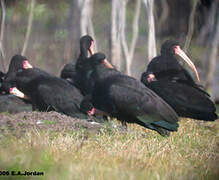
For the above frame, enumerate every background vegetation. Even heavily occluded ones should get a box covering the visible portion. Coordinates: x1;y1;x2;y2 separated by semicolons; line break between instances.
0;0;218;101
0;1;218;179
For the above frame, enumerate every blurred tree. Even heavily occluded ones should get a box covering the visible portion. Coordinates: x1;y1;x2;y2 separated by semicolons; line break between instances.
64;0;95;62
80;0;97;51
110;0;141;75
21;0;35;56
64;0;81;62
155;0;169;36
0;0;6;72
121;0;141;75
197;0;218;45
204;1;219;94
184;0;198;52
110;0;122;70
143;0;157;62
159;0;191;38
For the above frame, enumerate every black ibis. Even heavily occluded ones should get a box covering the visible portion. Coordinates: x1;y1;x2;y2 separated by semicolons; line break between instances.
2;55;30;93
143;40;200;83
60;35;95;94
6;56;88;118
81;53;179;136
141;40;217;121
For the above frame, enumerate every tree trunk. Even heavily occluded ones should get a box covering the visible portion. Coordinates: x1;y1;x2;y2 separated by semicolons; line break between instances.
0;0;6;72
80;0;97;52
64;0;81;62
110;0;122;70
156;0;169;35
197;1;218;45
121;0;141;75
21;0;35;56
204;17;219;94
64;0;95;62
143;0;157;62
183;0;198;52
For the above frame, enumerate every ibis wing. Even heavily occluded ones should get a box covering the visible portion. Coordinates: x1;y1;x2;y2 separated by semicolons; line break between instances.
106;76;179;124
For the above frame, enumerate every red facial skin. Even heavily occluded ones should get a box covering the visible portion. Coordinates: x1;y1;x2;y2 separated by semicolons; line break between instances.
22;60;33;69
89;40;95;55
147;73;156;83
9;87;30;100
88;107;96;116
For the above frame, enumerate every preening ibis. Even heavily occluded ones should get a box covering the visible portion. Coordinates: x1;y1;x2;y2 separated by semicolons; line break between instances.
144;40;200;83
2;55;30;93
5;55;88;118
141;40;218;121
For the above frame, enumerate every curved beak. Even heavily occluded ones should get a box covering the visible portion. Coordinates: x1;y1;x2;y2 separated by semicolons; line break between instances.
174;46;200;82
102;59;114;69
88;40;95;55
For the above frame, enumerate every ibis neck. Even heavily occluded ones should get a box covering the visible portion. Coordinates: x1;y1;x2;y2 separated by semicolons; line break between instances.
80;46;89;58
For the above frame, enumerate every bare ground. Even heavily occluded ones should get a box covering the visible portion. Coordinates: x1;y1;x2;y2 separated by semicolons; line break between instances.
0;111;108;137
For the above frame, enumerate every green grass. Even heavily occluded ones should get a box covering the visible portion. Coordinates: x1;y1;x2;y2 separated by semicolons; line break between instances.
41;120;58;126
0;119;218;180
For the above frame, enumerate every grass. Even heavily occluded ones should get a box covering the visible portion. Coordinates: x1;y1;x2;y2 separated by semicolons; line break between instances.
41;119;58;125
0;118;218;180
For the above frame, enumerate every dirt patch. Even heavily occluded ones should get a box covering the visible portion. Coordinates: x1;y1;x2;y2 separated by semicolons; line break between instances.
0;111;106;137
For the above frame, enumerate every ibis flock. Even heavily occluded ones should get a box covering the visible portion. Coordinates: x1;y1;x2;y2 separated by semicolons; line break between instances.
0;35;217;136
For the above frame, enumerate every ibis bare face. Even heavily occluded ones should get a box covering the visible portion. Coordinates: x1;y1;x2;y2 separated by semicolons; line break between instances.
174;46;200;82
147;73;156;83
22;60;33;69
89;40;95;55
88;107;96;116
9;87;30;100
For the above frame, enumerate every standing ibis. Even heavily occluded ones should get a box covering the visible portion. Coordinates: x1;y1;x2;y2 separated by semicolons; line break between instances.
60;35;94;94
81;53;179;136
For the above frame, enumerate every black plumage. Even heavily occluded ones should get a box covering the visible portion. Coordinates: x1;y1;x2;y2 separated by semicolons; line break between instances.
2;55;28;93
4;54;88;118
60;63;77;86
0;55;33;113
60;35;94;94
145;40;200;83
14;69;86;118
141;40;217;121
0;71;5;94
82;53;179;136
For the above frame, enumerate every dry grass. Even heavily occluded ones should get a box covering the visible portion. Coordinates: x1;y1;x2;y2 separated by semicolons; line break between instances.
0;117;218;180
